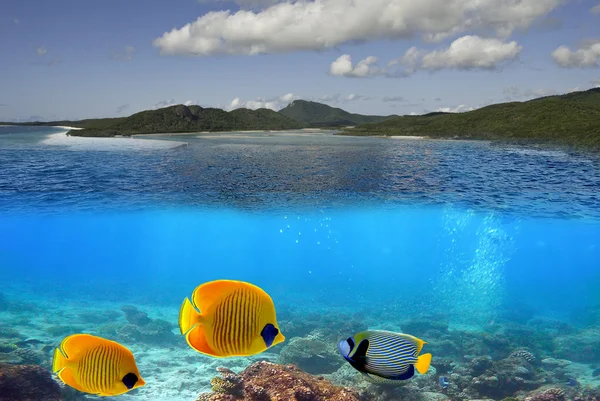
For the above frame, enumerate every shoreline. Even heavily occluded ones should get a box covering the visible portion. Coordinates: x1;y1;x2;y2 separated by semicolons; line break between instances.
53;125;83;131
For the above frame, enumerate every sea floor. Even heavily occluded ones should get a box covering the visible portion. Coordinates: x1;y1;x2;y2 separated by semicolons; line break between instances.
2;287;600;401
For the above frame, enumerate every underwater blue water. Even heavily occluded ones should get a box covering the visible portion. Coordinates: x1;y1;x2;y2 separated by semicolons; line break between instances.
1;126;599;326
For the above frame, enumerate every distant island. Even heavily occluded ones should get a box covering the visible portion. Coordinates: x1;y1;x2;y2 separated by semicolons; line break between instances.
2;88;599;149
345;88;600;150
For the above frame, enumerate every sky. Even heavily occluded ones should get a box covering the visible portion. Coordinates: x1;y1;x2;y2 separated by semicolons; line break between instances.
1;0;599;121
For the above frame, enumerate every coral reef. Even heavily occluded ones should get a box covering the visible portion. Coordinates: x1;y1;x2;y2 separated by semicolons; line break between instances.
115;306;177;346
0;363;63;401
121;305;152;326
552;328;600;363
195;361;371;401
77;309;121;325
278;334;342;375
278;310;367;343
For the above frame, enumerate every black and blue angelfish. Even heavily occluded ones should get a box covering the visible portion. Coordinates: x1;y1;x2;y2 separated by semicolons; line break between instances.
337;330;432;384
440;376;449;389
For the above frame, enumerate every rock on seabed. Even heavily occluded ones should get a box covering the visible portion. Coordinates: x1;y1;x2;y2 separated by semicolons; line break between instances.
0;363;63;401
196;361;372;401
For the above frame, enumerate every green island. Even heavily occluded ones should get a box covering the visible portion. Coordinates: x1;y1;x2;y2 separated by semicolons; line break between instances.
344;88;600;150
2;88;599;149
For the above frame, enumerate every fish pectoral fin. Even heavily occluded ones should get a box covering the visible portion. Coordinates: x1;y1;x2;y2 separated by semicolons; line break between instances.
415;353;432;374
57;366;87;394
191;280;246;313
179;297;202;335
186;325;219;357
52;348;68;373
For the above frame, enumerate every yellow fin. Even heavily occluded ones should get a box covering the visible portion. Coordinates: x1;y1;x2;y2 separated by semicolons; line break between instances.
57;366;89;394
179;297;201;335
396;333;427;354
52;347;67;373
191;280;264;313
59;334;102;360
415;353;432;374
186;324;220;357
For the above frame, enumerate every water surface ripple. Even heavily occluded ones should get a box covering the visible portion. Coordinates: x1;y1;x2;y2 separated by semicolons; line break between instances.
1;128;599;219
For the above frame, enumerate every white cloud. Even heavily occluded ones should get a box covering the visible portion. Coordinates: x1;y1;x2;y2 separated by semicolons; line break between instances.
337;36;521;78
313;93;367;104
227;93;298;110
552;39;600;68
593;78;600;87
329;55;382;77
153;99;195;109
591;4;600;14
197;0;282;9
417;36;522;70
13;17;19;25
112;46;136;61
436;105;474;113
154;0;561;56
36;47;47;56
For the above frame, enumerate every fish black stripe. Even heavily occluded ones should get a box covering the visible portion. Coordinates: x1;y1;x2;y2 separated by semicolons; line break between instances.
235;291;242;353
98;346;106;392
243;289;250;350
83;350;91;390
369;343;415;356
214;302;222;354
228;292;236;354
90;347;99;392
248;290;254;346
368;349;416;360
238;290;245;352
245;289;252;350
112;346;118;389
107;345;115;391
105;346;111;391
217;301;225;355
369;336;414;350
79;350;88;390
225;294;234;355
233;292;240;353
96;346;103;392
245;290;252;351
102;345;108;392
89;348;98;392
220;300;228;355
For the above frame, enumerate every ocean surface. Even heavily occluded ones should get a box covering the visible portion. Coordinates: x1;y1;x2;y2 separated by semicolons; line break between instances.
1;126;599;401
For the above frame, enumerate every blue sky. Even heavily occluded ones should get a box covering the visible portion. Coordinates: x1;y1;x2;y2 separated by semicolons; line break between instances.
1;0;599;121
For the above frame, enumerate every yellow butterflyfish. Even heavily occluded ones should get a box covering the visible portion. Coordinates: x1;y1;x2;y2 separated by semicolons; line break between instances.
52;333;145;396
179;279;285;357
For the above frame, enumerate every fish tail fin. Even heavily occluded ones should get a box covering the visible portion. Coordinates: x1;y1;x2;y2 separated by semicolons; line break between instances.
179;297;202;335
415;353;432;374
52;348;67;373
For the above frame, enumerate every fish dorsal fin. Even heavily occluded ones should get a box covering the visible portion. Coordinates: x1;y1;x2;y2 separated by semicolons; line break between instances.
191;280;263;314
59;334;105;360
393;332;427;354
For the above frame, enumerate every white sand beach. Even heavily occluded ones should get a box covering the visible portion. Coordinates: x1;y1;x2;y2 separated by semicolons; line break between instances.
388;135;426;140
41;127;188;151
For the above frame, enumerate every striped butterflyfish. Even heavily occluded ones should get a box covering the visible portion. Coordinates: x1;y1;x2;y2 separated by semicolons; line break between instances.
52;334;145;396
338;330;432;383
178;279;285;357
